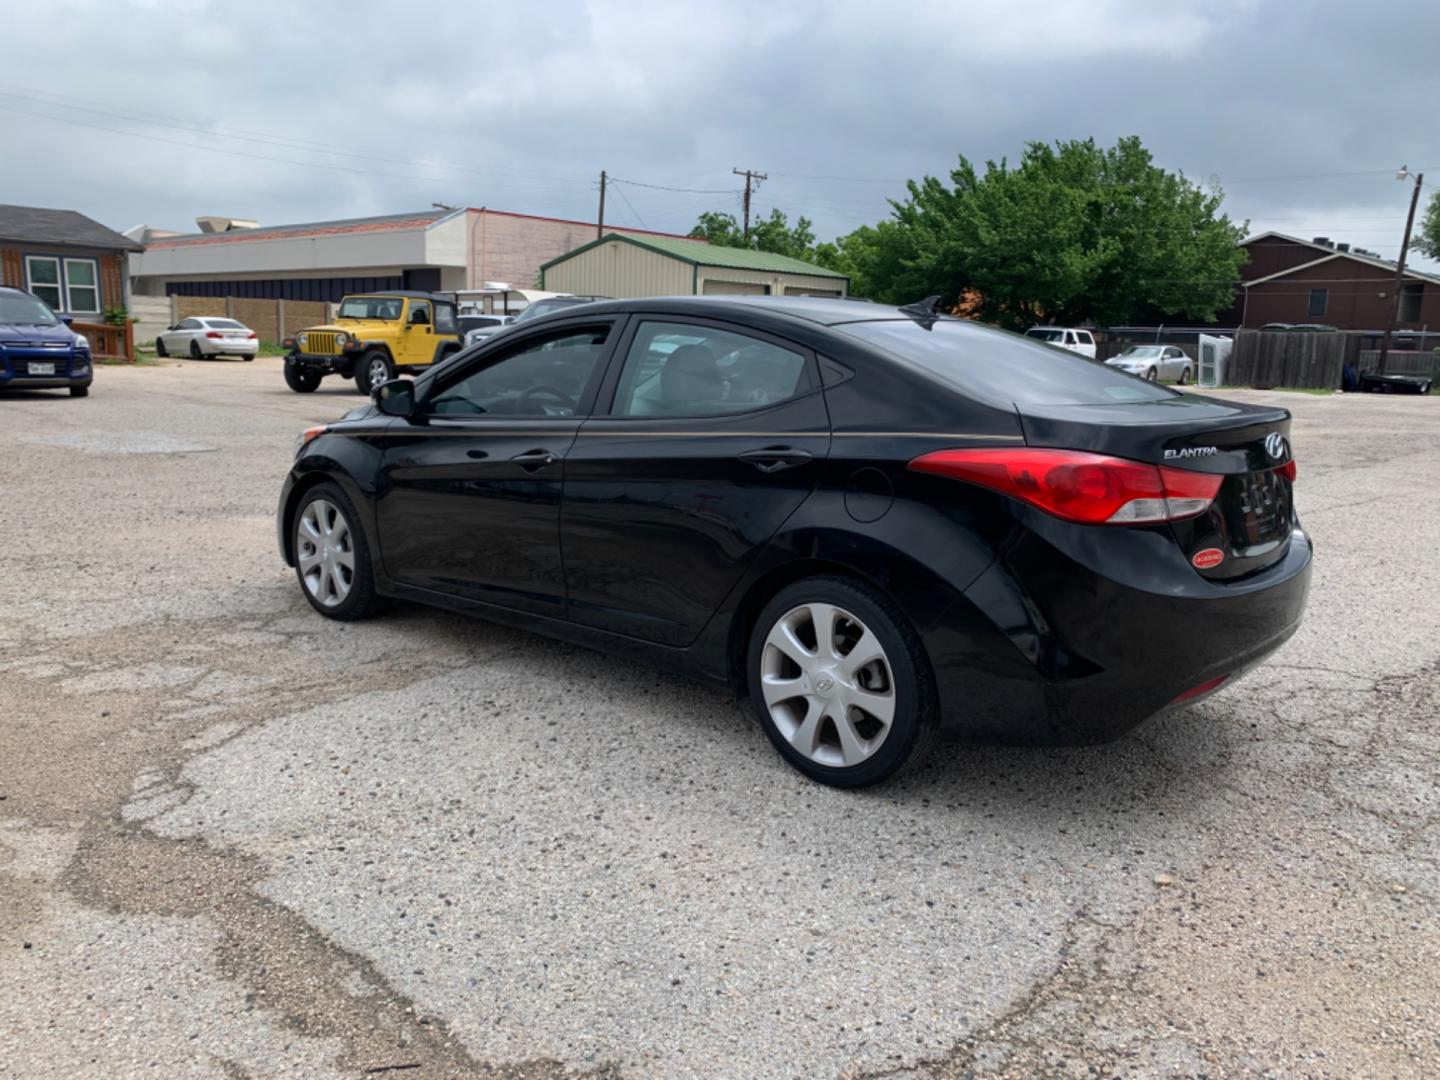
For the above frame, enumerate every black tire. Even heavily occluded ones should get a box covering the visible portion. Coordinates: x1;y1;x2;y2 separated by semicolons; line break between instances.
746;575;938;788
69;385;90;398
290;482;382;621
1145;367;1158;381
355;350;393;395
283;361;322;393
1179;366;1192;386
189;339;204;360
155;338;167;358
242;354;254;362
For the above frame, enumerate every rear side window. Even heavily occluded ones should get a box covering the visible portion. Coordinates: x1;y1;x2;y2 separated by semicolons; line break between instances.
841;319;1177;406
610;320;812;418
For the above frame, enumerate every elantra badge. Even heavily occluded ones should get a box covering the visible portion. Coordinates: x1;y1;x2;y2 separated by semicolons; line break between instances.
1164;446;1218;460
1264;432;1288;461
1192;548;1225;569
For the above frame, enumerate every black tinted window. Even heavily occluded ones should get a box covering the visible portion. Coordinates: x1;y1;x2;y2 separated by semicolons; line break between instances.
842;320;1176;406
428;326;610;418
612;321;811;418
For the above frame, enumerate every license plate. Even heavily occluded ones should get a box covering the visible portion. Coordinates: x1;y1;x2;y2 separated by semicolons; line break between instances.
28;362;55;375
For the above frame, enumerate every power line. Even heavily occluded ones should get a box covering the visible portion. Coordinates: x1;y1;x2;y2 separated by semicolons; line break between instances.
612;183;650;230
608;176;739;194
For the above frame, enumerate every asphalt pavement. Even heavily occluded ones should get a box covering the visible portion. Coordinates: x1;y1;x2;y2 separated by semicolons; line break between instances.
1;356;1436;1078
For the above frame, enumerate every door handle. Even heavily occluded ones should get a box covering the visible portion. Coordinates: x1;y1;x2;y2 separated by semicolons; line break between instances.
510;448;561;470
465;449;489;460
738;446;814;473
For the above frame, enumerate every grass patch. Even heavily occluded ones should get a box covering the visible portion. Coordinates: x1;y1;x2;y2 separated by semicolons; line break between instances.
96;356;166;367
257;340;289;357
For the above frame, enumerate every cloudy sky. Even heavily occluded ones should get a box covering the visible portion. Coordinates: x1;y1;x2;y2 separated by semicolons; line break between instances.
4;0;1437;267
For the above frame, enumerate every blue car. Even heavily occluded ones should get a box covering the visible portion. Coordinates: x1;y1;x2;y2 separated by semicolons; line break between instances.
0;285;94;397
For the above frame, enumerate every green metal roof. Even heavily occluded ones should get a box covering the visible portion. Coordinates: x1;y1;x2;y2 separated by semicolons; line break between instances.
540;232;848;280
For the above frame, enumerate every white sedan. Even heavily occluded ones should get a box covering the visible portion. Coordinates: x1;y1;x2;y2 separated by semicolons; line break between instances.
156;317;259;360
1105;345;1192;384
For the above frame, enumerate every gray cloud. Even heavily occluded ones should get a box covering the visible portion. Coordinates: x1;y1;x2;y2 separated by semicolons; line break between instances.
3;0;1436;267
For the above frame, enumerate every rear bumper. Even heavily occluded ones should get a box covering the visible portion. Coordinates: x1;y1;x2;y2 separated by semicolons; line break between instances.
925;522;1313;744
207;340;259;355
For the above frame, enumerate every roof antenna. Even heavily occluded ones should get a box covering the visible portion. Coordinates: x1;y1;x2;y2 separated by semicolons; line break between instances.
899;295;943;329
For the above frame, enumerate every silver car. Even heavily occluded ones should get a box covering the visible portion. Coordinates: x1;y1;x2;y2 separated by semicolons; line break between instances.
1105;345;1192;384
155;317;259;360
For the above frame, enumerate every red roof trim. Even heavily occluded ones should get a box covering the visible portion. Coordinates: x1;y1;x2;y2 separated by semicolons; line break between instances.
466;207;702;242
148;216;442;249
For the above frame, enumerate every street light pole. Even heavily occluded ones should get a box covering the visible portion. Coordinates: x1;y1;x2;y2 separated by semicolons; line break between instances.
1378;167;1424;375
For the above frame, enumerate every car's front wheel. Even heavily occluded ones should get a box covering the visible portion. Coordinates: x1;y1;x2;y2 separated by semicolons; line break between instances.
747;576;937;788
283;362;321;393
292;483;381;620
155;338;168;357
356;350;393;395
69;385;89;398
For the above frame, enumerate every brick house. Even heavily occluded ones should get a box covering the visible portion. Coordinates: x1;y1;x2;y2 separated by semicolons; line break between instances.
0;204;141;318
1218;232;1440;331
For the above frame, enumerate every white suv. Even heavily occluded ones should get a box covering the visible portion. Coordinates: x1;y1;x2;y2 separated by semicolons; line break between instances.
1024;326;1096;359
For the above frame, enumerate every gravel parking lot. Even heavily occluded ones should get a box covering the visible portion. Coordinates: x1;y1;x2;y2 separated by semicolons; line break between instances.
1;356;1437;1078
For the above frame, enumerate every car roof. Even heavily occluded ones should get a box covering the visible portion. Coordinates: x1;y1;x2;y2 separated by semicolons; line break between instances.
344;290;454;303
520;294;914;328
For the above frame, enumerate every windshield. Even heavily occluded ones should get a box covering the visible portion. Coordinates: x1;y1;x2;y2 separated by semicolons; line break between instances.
1117;346;1164;358
339;296;404;320
0;292;60;326
842;319;1177;406
1025;328;1064;342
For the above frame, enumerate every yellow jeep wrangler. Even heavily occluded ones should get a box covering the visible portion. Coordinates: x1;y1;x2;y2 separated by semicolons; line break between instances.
282;291;464;394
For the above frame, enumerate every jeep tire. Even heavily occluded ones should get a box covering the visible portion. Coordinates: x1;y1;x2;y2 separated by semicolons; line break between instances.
284;362;322;394
356;350;393;395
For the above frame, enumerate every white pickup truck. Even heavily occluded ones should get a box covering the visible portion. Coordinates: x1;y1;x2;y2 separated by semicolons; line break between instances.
1024;326;1097;359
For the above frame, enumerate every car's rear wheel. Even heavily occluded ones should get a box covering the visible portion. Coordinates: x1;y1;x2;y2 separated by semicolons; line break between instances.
747;576;937;788
356;350;393;395
189;340;204;360
292;484;381;620
284;362;321;393
155;338;168;357
1179;366;1192;385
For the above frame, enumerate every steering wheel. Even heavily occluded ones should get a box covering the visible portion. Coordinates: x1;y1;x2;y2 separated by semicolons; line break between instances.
517;384;576;411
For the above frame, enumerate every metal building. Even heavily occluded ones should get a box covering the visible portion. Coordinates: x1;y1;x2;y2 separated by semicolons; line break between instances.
540;233;849;298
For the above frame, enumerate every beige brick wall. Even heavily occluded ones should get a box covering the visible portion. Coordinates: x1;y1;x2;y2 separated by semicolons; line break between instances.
282;301;328;337
176;297;227;319
172;297;330;341
468;211;689;292
230;298;277;341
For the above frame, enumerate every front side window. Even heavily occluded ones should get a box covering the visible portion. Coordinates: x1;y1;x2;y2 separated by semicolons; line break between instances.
177;318;201;330
65;259;99;313
1308;288;1328;317
24;256;62;310
611;320;811;418
427;326;611;418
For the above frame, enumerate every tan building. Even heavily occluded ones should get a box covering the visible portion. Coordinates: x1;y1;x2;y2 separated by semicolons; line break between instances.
130;209;693;303
540;233;849;298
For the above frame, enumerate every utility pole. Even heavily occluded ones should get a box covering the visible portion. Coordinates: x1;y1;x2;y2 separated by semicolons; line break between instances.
733;167;767;242
597;170;607;239
1378;166;1424;374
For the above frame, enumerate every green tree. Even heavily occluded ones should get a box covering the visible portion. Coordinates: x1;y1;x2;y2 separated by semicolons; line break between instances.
838;136;1247;328
1414;190;1440;260
690;208;820;262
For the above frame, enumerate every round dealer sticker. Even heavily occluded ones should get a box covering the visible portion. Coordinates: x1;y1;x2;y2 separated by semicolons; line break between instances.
1192;548;1225;569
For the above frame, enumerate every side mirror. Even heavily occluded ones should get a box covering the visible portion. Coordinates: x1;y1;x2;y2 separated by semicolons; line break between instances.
61;316;74;326
373;378;417;417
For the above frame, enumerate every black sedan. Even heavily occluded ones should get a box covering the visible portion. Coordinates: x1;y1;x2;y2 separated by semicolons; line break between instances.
277;297;1311;787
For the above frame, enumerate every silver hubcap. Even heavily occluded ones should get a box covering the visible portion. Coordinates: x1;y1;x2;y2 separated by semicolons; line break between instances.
760;603;896;768
369;359;388;387
296;498;355;607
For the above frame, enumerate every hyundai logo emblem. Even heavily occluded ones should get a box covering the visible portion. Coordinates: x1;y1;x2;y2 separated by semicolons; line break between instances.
1264;432;1287;461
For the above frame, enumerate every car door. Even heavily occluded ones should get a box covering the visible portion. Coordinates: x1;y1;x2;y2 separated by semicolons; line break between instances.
165;318;197;352
373;318;622;618
561;316;830;646
1166;347;1187;380
400;298;434;366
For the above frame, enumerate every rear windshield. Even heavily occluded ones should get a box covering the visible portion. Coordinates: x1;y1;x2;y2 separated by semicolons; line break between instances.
206;318;245;330
842;319;1177;406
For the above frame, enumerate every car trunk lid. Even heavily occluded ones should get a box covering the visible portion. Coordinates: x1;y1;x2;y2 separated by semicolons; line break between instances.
1019;394;1296;580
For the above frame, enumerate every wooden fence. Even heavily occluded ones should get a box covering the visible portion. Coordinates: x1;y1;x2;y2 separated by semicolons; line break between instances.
1226;331;1353;389
72;320;134;362
1356;350;1440;377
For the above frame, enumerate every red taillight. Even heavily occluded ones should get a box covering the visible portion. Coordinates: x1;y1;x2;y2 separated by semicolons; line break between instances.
1278;460;1297;483
246;332;258;339
1171;673;1229;704
908;448;1224;525
205;331;223;339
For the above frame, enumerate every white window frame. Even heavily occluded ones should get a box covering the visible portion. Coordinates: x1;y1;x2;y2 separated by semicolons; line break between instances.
22;254;102;315
63;257;101;315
